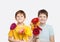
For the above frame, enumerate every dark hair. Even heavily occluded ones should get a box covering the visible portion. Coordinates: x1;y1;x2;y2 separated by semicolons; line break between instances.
38;9;48;17
15;10;26;18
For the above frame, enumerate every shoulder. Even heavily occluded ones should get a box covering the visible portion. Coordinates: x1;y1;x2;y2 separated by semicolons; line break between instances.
46;24;53;28
46;24;53;30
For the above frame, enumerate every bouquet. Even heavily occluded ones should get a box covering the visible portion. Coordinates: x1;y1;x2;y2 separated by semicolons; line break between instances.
10;23;24;40
31;18;42;36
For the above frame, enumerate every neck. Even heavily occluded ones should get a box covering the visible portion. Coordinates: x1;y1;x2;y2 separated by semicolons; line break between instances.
17;22;24;26
40;23;46;26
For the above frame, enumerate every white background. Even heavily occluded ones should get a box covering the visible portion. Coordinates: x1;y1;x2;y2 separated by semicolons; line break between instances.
0;0;60;42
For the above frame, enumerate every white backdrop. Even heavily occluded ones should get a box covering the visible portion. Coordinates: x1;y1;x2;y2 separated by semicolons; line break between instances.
0;0;60;42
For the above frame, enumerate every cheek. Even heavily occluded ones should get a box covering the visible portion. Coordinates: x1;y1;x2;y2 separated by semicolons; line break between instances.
39;17;47;20
21;17;24;19
39;18;47;23
16;17;20;20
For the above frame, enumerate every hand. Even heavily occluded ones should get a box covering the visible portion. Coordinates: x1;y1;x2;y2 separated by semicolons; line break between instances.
36;39;40;42
20;40;25;42
13;40;20;42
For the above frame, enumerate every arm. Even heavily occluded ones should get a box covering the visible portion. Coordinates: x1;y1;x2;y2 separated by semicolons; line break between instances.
8;30;16;42
8;37;22;42
50;35;55;42
8;37;15;42
8;30;20;42
33;35;40;42
49;26;55;42
27;36;33;42
35;35;40;42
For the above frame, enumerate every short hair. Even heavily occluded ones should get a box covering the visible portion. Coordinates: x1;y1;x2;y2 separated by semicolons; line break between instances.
38;9;48;17
15;10;26;18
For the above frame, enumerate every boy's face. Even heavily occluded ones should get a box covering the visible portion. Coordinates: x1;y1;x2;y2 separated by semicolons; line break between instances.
38;13;48;24
16;13;25;23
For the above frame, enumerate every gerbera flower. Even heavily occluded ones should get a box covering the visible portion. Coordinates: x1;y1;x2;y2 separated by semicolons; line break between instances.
33;26;42;36
10;23;17;30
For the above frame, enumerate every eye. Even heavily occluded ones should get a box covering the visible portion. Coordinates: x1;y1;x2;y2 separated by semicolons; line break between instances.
43;16;46;18
21;16;24;17
17;16;20;17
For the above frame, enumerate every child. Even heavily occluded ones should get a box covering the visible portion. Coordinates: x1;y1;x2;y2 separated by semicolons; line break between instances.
8;10;32;42
34;9;55;42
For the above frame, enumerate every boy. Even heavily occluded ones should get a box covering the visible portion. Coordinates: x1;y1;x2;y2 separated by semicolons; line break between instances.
8;10;32;42
35;9;54;42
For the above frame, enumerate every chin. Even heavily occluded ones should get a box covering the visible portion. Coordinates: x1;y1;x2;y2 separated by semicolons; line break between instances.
40;22;46;24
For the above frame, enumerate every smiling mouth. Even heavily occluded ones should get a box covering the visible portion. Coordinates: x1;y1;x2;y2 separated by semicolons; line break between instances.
41;20;45;21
